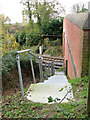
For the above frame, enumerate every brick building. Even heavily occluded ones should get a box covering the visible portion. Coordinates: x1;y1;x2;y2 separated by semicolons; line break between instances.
63;13;90;79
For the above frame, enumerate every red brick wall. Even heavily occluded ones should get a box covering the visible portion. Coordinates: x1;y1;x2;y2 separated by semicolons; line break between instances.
63;18;83;78
64;36;75;78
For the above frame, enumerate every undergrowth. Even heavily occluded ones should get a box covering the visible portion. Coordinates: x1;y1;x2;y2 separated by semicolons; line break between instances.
2;51;40;95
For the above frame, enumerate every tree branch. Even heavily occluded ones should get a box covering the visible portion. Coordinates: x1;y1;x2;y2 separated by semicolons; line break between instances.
45;88;72;119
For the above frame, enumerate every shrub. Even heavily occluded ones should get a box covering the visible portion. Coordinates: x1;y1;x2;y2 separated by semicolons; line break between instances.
2;51;40;91
14;31;20;43
2;51;17;74
41;18;63;43
26;32;42;46
18;31;26;45
2;34;19;55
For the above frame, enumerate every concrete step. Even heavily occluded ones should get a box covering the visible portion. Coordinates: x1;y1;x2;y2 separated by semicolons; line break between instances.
26;72;73;103
26;83;73;103
39;76;70;85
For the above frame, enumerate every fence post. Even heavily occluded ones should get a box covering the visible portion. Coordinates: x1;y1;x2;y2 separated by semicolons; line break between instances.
28;51;36;84
16;54;24;100
39;57;44;82
45;63;48;80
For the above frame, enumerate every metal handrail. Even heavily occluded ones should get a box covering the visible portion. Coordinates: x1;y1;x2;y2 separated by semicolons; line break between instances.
16;49;55;99
16;49;40;60
16;49;30;54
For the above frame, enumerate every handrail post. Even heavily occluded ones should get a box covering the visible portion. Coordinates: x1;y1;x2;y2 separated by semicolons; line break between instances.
28;51;36;84
16;54;24;100
45;63;48;80
39;56;44;82
48;63;50;77
51;61;54;76
53;61;55;75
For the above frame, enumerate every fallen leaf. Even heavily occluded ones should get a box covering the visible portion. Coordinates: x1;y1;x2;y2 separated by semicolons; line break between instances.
59;88;64;92
31;106;35;109
82;110;86;115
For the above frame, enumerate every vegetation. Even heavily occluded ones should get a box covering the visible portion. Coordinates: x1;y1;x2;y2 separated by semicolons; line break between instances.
1;0;64;95
14;18;64;47
1;0;89;118
2;76;88;118
72;3;88;13
2;51;40;95
17;0;64;46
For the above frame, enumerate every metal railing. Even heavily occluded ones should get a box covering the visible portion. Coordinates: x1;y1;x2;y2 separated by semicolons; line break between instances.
16;49;55;99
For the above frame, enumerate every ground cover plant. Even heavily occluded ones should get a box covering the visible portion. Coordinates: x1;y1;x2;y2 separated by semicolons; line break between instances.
2;76;88;118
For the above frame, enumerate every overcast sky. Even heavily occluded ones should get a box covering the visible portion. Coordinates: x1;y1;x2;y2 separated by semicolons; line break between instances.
0;0;89;23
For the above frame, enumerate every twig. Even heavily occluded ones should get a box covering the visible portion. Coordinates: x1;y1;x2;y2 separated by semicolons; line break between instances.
45;88;72;119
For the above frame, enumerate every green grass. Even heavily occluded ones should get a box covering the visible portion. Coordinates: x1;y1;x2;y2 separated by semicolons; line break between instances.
2;76;88;118
56;66;64;72
43;46;63;57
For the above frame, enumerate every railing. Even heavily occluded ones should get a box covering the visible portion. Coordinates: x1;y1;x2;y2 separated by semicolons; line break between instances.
16;49;55;99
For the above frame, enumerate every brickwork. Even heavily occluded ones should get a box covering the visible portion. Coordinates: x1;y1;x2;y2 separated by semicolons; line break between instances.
65;38;75;78
63;18;83;78
63;13;89;79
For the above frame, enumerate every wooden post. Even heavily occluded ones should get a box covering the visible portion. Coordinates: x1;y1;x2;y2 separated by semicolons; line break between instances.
28;51;36;84
45;63;48;80
87;5;90;117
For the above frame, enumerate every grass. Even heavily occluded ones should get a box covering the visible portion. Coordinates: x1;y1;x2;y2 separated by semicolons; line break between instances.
56;66;64;72
43;46;63;57
24;39;63;57
2;76;88;118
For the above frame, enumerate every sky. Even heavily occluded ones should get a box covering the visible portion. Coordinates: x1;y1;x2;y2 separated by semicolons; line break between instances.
0;0;89;23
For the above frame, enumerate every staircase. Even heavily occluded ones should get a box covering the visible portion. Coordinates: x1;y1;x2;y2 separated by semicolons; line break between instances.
41;55;64;69
16;49;73;103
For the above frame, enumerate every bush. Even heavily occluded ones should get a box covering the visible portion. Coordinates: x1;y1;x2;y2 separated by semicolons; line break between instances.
26;32;43;46
14;31;20;43
41;18;63;43
2;34;19;55
49;38;61;46
2;52;17;74
18;31;26;45
2;51;38;75
44;38;50;46
2;51;40;91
